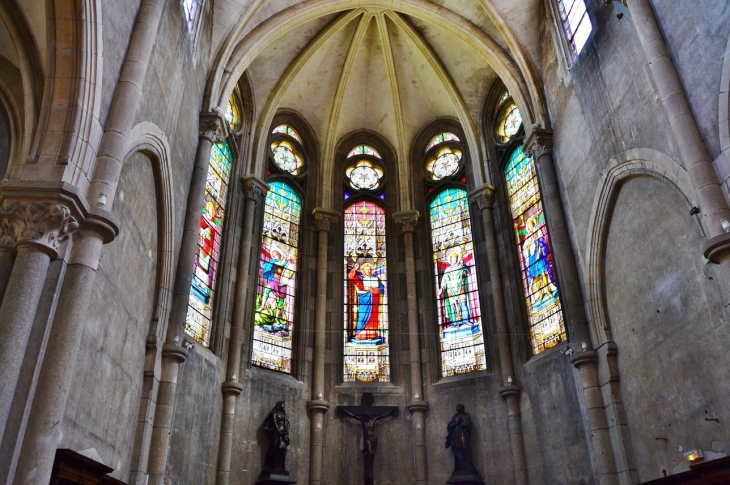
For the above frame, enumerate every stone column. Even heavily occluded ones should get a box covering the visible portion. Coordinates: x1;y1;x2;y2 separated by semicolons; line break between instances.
392;210;429;485
0;202;77;445
469;186;528;485
308;208;339;485
524;133;618;485
624;0;730;266
85;0;166;209
147;113;227;485
572;351;618;485
215;175;268;485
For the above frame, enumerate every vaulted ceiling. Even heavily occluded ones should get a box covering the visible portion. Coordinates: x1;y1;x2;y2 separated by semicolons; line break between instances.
208;0;547;203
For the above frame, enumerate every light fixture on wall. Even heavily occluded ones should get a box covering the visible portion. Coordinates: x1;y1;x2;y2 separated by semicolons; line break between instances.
683;449;703;463
721;219;730;233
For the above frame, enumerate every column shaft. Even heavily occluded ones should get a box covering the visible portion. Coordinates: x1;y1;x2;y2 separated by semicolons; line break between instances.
147;131;220;485
13;261;98;485
215;176;266;485
0;247;51;444
308;209;338;485
393;211;428;485
628;0;730;238
470;187;528;485
0;249;15;302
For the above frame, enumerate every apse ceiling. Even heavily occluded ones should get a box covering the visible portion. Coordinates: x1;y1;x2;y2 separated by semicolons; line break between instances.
209;0;545;192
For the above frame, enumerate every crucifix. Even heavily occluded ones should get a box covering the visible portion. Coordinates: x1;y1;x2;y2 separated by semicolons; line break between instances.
337;393;398;485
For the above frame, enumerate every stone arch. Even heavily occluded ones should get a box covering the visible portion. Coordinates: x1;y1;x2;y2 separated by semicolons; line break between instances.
584;148;699;345
125;122;176;338
26;0;102;186
719;30;730;157
0;0;44;174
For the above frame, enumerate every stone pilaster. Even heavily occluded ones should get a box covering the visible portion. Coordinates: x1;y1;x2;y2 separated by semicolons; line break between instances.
393;210;429;485
216;175;267;485
469;185;528;485
308;208;340;485
147;111;228;485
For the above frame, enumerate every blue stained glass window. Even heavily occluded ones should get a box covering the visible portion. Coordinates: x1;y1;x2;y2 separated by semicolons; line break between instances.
251;181;302;373
426;132;460;151
343;201;390;382
429;188;486;377
183;0;198;29
186;140;233;346
347;145;381;159
272;124;302;143
505;146;566;354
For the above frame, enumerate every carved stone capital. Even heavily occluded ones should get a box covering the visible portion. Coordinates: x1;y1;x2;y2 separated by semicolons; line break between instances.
199;110;228;143
312;208;340;233
524;128;553;160
392;211;420;234
0;201;79;257
241;175;268;202
468;185;495;212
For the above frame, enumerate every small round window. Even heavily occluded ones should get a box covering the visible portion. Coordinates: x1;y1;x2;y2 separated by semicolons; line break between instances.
426;146;462;180
496;103;522;143
346;160;384;191
271;140;303;175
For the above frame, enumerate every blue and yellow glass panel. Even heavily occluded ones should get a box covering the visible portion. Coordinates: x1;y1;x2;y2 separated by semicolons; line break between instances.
429;188;486;377
186;140;233;346
251;181;302;373
557;0;592;60
343;201;390;382
505;146;566;354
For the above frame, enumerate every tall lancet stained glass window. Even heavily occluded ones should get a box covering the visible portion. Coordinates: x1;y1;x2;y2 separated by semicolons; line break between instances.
343;201;390;382
505;146;566;354
251;181;302;373
429;188;486;376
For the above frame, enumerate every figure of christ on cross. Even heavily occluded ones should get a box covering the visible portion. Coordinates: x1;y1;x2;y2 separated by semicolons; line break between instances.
338;406;397;485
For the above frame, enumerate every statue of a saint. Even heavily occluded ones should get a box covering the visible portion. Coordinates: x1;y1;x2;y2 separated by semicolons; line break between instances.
339;407;396;485
262;401;290;474
445;404;477;474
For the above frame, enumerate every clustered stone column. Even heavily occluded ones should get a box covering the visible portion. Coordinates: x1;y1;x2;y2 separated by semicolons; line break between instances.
524;132;619;485
307;208;340;485
468;186;528;485
216;175;268;485
0;202;78;445
147;112;228;485
392;210;429;485
624;0;730;270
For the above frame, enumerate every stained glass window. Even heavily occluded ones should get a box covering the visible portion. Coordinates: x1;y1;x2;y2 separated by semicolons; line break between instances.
500;90;510;103
251;181;302;373
496;103;522;144
558;0;592;60
343;201;390;382
271;140;304;175
429;188;486;377
183;0;198;28
272;124;302;143
225;96;241;132
347;145;381;159
505;146;566;354
426;132;460;151
426;147;462;180
185;140;233;346
346;160;384;191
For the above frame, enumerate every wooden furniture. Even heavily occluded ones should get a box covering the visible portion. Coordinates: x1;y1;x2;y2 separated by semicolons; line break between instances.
49;449;126;485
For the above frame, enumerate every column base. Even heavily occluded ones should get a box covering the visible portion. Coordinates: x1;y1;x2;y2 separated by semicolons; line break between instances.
703;232;730;264
446;471;485;484
256;471;297;484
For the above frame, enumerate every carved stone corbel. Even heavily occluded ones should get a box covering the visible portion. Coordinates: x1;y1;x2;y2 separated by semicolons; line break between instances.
392;210;420;234
524;129;553;160
468;185;496;212
199;110;228;144
312;208;340;233
241;175;269;202
0;201;79;257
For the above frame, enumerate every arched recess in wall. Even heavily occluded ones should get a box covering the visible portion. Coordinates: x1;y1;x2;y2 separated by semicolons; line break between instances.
583;148;700;346
0;0;44;178
26;0;102;185
124;122;176;340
